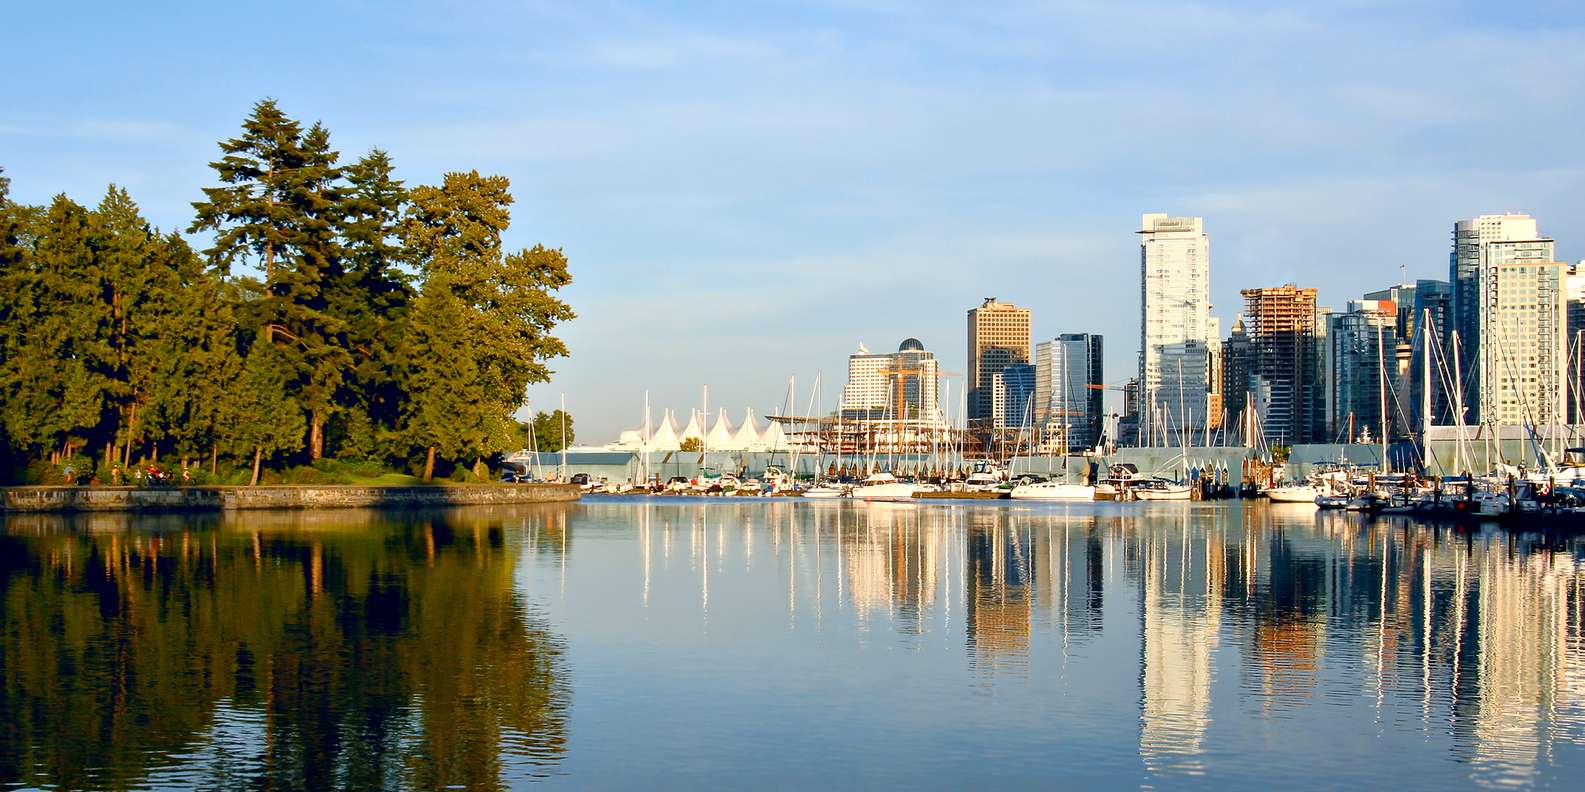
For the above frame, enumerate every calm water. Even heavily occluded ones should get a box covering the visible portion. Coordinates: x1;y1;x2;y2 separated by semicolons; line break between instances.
3;500;1585;790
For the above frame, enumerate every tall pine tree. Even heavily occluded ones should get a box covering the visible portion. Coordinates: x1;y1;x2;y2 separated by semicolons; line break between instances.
190;100;350;461
333;148;410;458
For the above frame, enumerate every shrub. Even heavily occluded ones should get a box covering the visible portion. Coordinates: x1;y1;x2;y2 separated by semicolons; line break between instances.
282;465;336;485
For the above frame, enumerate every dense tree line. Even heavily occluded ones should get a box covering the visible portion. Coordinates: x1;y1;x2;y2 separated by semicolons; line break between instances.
0;99;573;484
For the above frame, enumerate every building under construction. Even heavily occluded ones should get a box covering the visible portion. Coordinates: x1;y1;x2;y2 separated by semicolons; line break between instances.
1241;285;1325;445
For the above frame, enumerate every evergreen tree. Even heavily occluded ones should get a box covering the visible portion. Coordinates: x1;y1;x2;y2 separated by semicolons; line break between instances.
190;100;350;461
399;277;501;482
0;195;107;463
0;168;24;468
89;186;202;468
223;344;306;485
334;149;410;456
145;240;240;472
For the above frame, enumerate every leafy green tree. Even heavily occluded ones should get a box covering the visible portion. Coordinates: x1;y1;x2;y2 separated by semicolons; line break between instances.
190;99;350;461
531;410;574;453
399;277;505;482
679;437;703;453
397;171;572;480
0;195;108;463
145;267;240;472
223;344;306;485
401;171;573;401
88;187;210;468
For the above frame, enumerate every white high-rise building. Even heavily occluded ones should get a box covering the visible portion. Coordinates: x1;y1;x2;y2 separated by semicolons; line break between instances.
841;343;892;412
1450;213;1541;421
1479;253;1566;428
840;338;942;424
1138;214;1212;439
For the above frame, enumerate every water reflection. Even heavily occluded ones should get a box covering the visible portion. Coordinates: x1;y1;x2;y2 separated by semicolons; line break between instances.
565;499;1585;787
0;507;570;791
6;500;1585;788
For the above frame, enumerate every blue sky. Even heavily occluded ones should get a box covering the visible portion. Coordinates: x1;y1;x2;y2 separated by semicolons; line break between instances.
5;1;1584;441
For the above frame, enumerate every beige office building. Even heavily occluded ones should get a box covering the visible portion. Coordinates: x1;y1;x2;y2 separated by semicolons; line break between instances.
967;298;1031;423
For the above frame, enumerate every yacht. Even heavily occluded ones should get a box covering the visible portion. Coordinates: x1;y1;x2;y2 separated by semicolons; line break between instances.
802;483;848;499
1010;481;1096;501
1131;479;1192;501
851;472;931;502
1264;483;1322;504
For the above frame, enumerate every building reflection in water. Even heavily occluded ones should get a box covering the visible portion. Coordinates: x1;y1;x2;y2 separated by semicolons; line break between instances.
1133;509;1223;775
628;500;1585;787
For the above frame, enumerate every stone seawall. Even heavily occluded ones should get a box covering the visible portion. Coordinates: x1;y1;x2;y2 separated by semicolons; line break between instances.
0;484;581;513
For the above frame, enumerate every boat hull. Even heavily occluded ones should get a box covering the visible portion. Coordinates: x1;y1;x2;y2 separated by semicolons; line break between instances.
802;487;846;499
1134;487;1191;501
1264;486;1320;504
1010;484;1096;501
853;484;925;502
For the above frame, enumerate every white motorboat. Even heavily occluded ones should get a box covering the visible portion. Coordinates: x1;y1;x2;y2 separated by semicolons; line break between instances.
1132;479;1192;501
1264;484;1321;504
962;460;1008;492
851;472;926;502
1010;481;1096;501
802;484;848;499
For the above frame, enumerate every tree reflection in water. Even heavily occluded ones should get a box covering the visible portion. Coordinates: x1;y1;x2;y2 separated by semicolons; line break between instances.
0;507;569;791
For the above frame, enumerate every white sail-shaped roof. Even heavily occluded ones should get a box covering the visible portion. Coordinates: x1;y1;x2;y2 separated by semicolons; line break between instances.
647;410;681;451
679;410;705;444
731;408;761;450
706;408;737;450
757;419;788;451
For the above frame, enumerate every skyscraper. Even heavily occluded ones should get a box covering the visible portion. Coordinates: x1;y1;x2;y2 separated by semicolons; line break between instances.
840;338;941;423
967;298;1031;425
1328;300;1398;442
1241;285;1322;445
1221;318;1255;438
1410;279;1452;427
1138;214;1212;440
991;364;1036;431
1033;333;1105;451
1566;264;1585;423
1479;257;1567;427
1449;213;1542;420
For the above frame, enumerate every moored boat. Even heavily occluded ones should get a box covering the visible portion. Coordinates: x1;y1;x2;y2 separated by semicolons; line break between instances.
1131;479;1192;501
1009;481;1096;501
1264;484;1321;504
851;472;929;502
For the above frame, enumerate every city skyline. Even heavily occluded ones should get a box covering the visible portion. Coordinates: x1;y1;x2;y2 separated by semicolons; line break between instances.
5;2;1585;441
